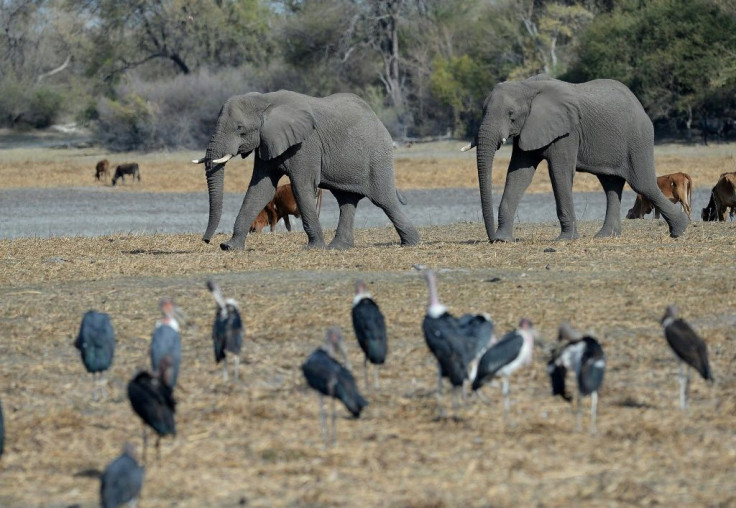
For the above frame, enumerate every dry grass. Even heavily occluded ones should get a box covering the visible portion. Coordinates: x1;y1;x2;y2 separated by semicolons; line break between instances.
1;220;736;507
1;141;735;194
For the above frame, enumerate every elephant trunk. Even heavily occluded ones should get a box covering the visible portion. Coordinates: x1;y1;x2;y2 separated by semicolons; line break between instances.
476;129;498;242
203;163;225;243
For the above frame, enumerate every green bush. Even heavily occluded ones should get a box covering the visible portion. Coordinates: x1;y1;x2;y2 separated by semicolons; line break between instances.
27;87;64;128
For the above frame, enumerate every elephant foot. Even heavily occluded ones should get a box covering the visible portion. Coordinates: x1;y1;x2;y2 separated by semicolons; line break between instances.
327;237;354;250
594;226;621;238
668;216;689;238
220;237;245;251
306;239;326;249
555;230;579;241
400;234;420;246
398;227;420;246
492;230;515;243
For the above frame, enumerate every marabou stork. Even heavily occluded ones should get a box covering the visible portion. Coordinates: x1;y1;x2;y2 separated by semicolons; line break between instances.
351;280;388;390
661;305;714;410
547;322;606;434
207;280;244;381
100;442;145;508
74;310;115;401
422;270;495;418
302;327;367;446
127;356;176;462
472;318;535;416
150;298;183;389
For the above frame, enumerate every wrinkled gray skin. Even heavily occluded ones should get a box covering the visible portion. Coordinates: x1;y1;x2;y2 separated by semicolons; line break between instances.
195;90;420;250
472;74;689;242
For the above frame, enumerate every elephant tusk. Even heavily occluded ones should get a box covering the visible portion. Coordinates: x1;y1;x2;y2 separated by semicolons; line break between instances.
212;154;233;164
460;143;475;152
192;157;206;164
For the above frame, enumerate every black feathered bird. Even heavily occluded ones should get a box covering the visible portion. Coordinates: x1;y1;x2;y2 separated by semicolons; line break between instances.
351;280;388;390
127;356;176;462
302;327;367;446
207;280;244;381
472;318;535;416
421;270;494;418
150;298;183;389
548;323;606;434
100;442;144;508
661;305;714;410
74;310;115;401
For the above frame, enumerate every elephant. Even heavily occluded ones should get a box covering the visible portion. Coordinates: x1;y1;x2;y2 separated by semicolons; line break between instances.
464;74;689;242
193;90;420;250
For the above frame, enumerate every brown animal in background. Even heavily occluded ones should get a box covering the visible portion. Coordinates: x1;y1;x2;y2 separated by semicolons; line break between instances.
95;159;110;182
249;184;323;233
626;172;692;219
111;163;141;186
701;172;736;221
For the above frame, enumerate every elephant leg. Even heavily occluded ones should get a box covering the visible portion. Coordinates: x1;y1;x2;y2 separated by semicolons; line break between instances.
222;161;280;250
370;191;420;246
595;174;625;237
328;190;362;250
291;181;326;248
546;143;579;240
629;176;688;237
496;150;542;242
628;154;688;237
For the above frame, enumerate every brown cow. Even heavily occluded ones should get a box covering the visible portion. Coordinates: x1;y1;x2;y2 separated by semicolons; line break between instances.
249;184;323;233
701;172;736;221
626;172;692;219
95;159;110;182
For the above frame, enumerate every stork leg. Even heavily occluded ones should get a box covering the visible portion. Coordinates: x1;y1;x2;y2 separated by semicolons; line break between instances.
331;395;337;447
141;426;148;464
364;358;370;392
575;392;582;432
590;391;598;435
452;387;461;420
678;362;688;410
502;377;511;416
233;355;240;381
373;364;379;390
99;371;107;401
91;372;98;402
222;357;229;382
155;435;161;462
436;362;445;418
318;395;328;447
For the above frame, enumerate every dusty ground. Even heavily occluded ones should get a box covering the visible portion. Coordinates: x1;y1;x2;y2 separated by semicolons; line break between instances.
1;141;735;194
0;219;735;507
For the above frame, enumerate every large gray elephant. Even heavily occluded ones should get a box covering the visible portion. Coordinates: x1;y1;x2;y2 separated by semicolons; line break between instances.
465;74;689;242
193;90;420;250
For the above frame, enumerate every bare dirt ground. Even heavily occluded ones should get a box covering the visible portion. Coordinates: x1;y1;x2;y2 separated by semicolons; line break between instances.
0;220;735;508
0;140;735;507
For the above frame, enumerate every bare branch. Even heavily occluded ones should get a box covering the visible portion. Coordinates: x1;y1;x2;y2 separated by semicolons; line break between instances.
36;55;71;83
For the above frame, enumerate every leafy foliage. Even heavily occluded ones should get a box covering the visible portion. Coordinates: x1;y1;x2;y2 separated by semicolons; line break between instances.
1;0;735;147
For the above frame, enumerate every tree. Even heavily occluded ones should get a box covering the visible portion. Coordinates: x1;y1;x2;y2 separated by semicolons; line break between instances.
566;0;736;134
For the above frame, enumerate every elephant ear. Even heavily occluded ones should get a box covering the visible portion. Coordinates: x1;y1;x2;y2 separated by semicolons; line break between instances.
259;102;316;160
518;83;581;152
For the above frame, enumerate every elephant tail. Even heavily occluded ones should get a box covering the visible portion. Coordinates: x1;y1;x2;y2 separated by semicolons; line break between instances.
396;190;408;205
316;189;323;217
